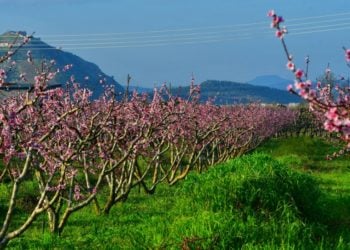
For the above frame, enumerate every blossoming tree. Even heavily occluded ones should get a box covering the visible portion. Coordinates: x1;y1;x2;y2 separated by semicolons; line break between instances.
268;10;350;157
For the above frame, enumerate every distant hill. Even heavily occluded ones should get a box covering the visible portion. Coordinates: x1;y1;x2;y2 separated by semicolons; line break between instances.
0;31;124;98
124;85;154;94
248;75;292;90
170;80;300;105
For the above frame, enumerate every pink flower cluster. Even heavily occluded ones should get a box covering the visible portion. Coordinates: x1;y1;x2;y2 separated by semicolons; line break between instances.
267;10;284;28
267;10;287;38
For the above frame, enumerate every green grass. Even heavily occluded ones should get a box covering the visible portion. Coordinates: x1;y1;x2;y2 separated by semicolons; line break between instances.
256;136;350;237
3;136;350;249
255;136;350;171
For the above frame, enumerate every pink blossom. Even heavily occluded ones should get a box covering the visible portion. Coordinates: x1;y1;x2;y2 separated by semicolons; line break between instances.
305;80;312;88
47;72;56;80
271;16;284;28
74;185;84;201
324;120;340;133
34;75;43;85
308;89;316;99
299;89;309;99
275;30;284;39
346;49;350;62
294;69;304;79
267;10;275;17
294;81;305;90
286;61;295;71
325;107;338;120
333;117;342;127
0;69;6;77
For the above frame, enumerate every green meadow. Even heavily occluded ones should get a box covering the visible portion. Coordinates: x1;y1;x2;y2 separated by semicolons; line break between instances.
4;136;350;249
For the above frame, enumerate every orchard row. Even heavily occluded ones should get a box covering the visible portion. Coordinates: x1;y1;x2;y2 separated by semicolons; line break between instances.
0;67;298;247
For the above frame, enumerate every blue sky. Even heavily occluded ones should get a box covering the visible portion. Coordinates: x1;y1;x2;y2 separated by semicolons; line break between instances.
1;0;350;87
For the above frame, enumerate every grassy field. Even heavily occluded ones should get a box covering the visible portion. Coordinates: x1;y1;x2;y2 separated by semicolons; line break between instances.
5;136;350;249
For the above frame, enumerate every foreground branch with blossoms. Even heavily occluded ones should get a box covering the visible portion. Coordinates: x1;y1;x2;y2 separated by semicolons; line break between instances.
268;10;350;157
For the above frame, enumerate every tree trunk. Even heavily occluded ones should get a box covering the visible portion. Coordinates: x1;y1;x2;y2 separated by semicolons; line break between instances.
0;237;9;250
47;208;59;234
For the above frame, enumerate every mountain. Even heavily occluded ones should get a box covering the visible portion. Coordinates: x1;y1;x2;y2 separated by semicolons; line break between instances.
248;75;292;90
0;31;124;98
170;80;300;105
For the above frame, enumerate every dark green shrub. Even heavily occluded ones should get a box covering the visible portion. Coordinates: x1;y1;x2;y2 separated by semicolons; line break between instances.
234;154;321;222
179;153;325;248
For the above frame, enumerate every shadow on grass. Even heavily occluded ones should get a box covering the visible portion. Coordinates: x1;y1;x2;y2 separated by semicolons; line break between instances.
318;193;350;244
